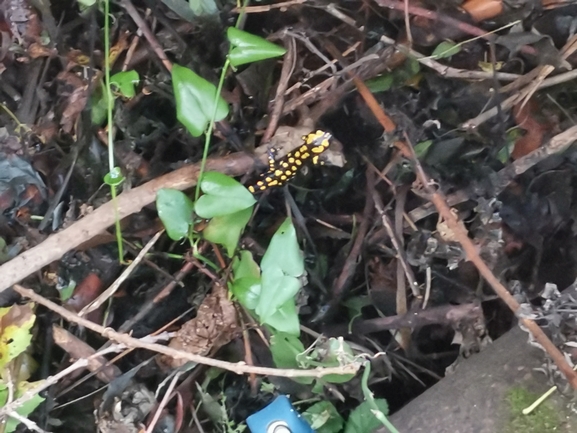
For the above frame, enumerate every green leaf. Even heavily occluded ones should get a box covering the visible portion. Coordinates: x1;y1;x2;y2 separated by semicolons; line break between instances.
103;167;125;186
270;332;313;384
431;41;461;59
260;218;304;277
77;0;96;11
90;85;109;125
342;296;371;318
262;299;300;335
0;305;35;370
189;0;217;15
0;381;45;433
111;70;140;98
0;237;10;264
156;188;195;241
256;218;304;330
413;140;433;159
230;251;261;310
257;264;301;321
270;332;305;369
195;172;256;218
59;281;76;302
232;251;260;280
365;74;394;93
203;207;252;256
345;400;390;433
303;401;344;433
230;276;261;310
227;27;287;67
171;64;229;137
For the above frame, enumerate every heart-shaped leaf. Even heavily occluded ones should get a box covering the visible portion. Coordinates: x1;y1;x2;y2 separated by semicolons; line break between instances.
203;207;252;256
156;188;194;241
260;218;304;277
172;64;229;137
230;276;261;310
262;299;300;335
232;250;260;280
195;172;256;218
227;27;287;67
257;264;301;321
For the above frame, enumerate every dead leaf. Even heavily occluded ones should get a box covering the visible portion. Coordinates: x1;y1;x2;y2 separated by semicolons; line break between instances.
159;283;238;368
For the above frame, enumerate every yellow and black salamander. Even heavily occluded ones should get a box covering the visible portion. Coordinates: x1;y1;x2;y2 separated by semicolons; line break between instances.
248;130;332;194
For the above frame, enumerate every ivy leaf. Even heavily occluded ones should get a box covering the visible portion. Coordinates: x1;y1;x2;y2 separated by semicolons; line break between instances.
227;27;287;67
232;250;260;280
303;401;344;433
270;332;305;369
260;218;304;277
262;299;300;335
345;400;390;433
172;64;229;137
195;172;256;218
230;251;261;310
203;207;252;256
156;188;194;241
257;264;300;322
230;277;261;310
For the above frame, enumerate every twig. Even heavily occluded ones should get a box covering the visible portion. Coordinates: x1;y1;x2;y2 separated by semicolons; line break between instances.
379;35;520;82
0;358;90;418
374;0;536;55
0;148;281;292
408;124;577;222
80;230;163;316
328;301;481;336
262;35;296;143
145;370;183;433
489;124;577;192
232;0;307;13
339;49;577;387
462;69;577;129
120;0;172;71
13;284;360;379
516;34;577;109
405;136;577;389
330;168;375;303
373;195;419;297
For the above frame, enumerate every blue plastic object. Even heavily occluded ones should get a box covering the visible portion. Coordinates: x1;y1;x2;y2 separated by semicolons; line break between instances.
246;395;315;433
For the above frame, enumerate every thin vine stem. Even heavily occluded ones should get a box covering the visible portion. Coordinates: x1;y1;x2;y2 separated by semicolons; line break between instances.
361;361;400;433
103;0;124;261
194;58;231;202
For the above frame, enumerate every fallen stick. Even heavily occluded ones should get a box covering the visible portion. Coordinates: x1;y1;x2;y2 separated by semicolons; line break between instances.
0;152;258;292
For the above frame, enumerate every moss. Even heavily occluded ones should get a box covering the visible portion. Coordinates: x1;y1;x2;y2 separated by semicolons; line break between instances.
504;387;562;433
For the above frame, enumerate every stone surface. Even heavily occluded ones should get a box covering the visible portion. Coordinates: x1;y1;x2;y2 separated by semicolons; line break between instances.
385;325;577;433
